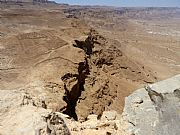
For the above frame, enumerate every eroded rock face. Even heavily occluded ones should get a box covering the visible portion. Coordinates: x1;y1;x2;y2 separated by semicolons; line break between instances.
123;74;180;135
58;29;157;120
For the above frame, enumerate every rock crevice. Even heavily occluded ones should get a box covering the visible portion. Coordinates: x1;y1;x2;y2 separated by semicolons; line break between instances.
61;58;90;120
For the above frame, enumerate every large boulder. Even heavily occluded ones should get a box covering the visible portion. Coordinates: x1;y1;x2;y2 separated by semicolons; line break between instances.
123;74;180;135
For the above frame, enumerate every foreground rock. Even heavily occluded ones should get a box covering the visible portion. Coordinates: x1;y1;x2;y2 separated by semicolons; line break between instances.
0;88;128;135
123;74;180;135
0;75;179;135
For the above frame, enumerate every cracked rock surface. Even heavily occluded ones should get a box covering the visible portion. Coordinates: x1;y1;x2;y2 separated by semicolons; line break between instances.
123;74;180;135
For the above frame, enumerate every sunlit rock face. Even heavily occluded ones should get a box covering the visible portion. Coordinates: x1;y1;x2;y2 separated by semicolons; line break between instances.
123;74;180;135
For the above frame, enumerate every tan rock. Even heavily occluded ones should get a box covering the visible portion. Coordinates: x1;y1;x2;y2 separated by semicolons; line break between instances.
101;111;117;121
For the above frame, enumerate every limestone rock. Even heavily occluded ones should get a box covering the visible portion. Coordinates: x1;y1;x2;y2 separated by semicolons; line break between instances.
0;87;129;135
101;111;117;121
87;114;98;121
46;112;71;135
0;105;51;135
123;74;180;135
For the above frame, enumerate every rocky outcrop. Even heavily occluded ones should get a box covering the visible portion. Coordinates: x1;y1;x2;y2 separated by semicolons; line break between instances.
68;111;129;135
0;88;128;135
57;29;157;121
45;112;71;135
123;74;180;135
59;30;118;120
1;74;179;135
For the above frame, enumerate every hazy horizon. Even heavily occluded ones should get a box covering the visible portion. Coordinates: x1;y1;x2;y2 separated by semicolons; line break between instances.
54;0;180;7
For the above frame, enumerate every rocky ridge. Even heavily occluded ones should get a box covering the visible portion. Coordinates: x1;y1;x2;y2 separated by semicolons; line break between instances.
57;29;156;120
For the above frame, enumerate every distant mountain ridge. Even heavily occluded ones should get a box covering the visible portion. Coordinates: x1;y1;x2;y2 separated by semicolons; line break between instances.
0;0;49;3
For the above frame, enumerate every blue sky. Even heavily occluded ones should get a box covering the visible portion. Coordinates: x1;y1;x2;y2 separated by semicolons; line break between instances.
54;0;180;7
